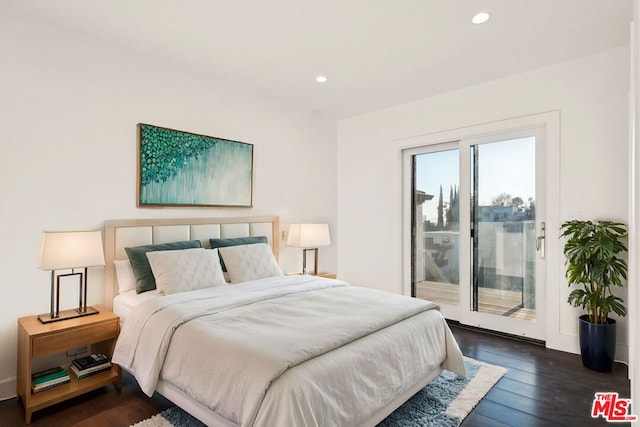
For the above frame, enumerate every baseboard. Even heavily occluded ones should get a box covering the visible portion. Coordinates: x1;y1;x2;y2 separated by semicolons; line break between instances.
447;320;546;346
459;323;631;368
450;321;630;367
0;376;16;401
616;343;629;364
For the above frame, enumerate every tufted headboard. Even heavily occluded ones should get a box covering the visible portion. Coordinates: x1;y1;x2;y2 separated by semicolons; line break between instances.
103;216;279;309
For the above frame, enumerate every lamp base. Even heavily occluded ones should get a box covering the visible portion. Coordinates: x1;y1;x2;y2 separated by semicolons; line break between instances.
302;247;319;276
37;306;99;324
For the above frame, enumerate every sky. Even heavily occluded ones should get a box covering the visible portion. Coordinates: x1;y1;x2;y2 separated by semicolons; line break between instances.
415;136;535;222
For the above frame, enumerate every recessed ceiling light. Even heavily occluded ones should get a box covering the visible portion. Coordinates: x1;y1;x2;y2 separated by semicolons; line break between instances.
472;12;490;24
315;75;328;83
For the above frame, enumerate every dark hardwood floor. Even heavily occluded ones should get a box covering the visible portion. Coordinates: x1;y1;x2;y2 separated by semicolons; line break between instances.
454;325;631;427
0;324;630;426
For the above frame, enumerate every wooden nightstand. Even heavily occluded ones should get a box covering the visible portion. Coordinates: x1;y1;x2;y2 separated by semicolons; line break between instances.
316;272;337;279
287;272;337;279
17;306;121;424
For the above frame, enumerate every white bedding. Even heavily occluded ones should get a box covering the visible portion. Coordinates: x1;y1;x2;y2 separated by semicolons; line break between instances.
113;275;465;427
113;289;160;323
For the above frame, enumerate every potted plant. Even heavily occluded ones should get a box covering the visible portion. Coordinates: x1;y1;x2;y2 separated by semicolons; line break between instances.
560;220;627;372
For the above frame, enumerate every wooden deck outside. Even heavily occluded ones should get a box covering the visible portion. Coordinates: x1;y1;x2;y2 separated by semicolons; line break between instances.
416;281;535;321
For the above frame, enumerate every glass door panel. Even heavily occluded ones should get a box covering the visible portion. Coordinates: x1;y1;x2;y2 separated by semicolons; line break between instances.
472;137;536;320
460;129;545;340
413;148;460;315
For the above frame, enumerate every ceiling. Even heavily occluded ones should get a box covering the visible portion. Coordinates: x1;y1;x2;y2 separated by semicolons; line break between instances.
4;0;633;119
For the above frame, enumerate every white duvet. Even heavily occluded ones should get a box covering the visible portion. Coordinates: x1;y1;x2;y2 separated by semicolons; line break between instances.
113;275;465;427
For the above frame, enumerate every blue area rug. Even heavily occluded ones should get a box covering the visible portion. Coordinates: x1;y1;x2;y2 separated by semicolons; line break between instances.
132;358;505;427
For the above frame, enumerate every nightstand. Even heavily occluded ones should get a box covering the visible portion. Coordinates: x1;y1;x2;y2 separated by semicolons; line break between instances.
17;306;121;424
316;272;337;279
287;272;337;279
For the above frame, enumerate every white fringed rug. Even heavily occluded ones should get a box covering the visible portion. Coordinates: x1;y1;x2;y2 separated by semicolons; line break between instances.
132;357;506;427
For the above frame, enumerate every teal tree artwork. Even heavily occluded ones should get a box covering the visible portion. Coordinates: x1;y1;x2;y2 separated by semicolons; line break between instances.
138;124;253;206
140;125;212;186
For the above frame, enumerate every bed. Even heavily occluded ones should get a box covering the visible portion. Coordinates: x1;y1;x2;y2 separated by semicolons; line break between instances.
104;216;465;427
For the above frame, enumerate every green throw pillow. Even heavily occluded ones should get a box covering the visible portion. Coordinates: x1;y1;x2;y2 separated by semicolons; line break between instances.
125;240;202;293
209;236;268;272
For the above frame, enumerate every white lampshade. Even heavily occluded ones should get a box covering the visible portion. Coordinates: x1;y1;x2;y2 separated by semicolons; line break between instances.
287;224;331;248
38;231;105;270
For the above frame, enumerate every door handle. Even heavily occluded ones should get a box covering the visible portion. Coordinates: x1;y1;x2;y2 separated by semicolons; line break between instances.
536;221;545;259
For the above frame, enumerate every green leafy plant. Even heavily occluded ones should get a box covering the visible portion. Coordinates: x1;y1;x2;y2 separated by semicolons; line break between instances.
560;220;628;324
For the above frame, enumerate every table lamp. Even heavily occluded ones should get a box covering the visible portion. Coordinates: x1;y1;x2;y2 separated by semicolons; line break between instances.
38;230;105;323
287;224;331;275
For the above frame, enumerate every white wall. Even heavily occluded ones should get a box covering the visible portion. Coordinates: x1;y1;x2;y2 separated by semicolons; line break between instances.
337;47;630;358
629;0;640;409
0;6;337;398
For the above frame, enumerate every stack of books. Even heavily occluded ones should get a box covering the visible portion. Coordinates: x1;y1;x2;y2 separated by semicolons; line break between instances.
70;353;112;379
32;366;70;393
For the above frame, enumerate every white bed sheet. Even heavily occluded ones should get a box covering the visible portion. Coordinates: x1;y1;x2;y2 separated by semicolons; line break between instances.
113;289;161;323
113;276;465;427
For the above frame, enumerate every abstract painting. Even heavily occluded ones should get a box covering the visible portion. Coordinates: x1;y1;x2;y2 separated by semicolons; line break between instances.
137;124;253;207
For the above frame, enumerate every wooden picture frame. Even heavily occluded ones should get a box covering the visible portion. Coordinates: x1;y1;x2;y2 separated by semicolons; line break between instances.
137;124;254;207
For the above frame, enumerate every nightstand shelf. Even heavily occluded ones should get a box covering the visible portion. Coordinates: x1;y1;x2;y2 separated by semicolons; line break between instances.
27;368;119;408
17;306;121;424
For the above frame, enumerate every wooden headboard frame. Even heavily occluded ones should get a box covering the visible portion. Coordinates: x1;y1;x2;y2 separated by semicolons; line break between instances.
103;216;280;310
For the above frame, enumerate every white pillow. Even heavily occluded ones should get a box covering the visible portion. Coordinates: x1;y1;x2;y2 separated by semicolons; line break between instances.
218;243;283;283
114;259;137;294
146;248;227;294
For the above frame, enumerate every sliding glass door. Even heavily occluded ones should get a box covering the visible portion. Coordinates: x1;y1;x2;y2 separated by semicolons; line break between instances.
407;128;546;339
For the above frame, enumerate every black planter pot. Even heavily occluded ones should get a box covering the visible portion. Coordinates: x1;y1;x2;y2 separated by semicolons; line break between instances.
578;314;616;372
